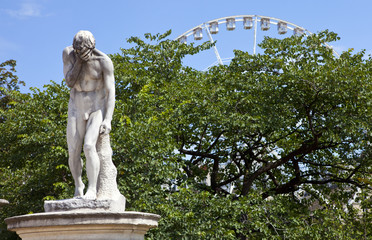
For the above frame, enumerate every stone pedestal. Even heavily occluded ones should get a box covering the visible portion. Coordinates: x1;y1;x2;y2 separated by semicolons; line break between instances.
6;211;160;240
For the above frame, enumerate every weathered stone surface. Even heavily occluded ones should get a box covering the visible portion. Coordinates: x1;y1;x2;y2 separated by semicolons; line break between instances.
6;211;160;240
96;134;124;201
44;196;125;213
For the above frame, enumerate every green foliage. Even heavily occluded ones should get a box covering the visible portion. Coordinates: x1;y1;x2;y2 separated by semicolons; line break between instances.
0;30;371;239
111;30;371;239
110;30;213;208
0;82;71;239
0;60;25;111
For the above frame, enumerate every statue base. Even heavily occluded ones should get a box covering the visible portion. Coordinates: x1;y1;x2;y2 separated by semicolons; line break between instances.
6;211;160;240
44;195;126;213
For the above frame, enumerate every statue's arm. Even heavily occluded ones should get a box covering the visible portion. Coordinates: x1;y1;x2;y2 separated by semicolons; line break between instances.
63;47;82;88
101;56;116;133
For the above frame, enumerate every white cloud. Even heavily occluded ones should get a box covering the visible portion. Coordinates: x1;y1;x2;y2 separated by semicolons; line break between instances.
5;2;43;19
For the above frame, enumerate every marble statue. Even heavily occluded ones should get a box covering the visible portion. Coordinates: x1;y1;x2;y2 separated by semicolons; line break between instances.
4;31;158;240
63;30;115;200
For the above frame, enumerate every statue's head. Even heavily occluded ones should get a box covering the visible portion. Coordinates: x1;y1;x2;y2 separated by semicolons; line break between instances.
73;30;95;61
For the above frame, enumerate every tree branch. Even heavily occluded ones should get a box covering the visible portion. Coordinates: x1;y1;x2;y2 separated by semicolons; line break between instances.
206;130;226;153
241;140;318;196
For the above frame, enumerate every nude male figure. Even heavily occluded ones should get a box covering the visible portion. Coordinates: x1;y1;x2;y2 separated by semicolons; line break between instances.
63;30;115;199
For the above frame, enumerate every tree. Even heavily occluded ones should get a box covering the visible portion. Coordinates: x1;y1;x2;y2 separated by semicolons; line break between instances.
0;82;72;239
0;60;25;111
110;30;372;239
0;30;371;239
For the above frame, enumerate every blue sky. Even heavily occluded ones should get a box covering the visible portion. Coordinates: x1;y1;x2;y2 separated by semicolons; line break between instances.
1;0;372;93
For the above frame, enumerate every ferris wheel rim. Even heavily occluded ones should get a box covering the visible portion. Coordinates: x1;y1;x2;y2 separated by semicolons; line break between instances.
176;14;313;40
176;14;340;58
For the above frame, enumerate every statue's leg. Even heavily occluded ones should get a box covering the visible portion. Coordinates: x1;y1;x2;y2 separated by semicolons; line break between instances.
67;114;86;198
83;110;103;200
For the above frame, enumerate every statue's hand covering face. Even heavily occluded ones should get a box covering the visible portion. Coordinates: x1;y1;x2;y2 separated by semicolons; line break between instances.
73;30;96;62
74;45;93;61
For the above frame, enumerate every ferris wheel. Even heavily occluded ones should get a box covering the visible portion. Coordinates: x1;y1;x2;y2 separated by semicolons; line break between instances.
176;15;339;69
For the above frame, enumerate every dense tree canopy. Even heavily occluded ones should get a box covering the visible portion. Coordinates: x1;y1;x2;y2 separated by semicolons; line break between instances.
0;30;371;239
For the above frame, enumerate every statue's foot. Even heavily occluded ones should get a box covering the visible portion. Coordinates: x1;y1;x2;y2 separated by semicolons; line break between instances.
83;188;97;200
73;185;85;198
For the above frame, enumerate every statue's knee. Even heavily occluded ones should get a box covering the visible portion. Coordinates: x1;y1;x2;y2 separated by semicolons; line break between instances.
83;143;96;154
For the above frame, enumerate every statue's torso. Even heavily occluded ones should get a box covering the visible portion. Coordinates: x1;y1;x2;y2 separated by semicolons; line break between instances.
69;56;106;119
74;58;104;92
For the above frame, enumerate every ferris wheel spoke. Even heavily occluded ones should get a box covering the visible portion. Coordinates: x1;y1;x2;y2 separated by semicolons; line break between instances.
253;16;258;55
204;23;223;65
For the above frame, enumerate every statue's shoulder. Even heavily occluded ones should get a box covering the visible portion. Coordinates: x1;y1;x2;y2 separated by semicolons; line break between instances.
93;49;113;70
63;46;74;61
93;49;111;62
